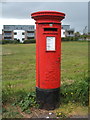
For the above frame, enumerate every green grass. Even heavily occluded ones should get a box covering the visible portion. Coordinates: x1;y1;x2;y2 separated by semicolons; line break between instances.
2;44;36;92
61;42;88;83
2;104;23;118
2;42;88;118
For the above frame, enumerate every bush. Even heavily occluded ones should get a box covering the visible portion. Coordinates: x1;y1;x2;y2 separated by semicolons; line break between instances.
60;75;88;106
2;85;39;113
62;37;79;41
16;92;39;112
23;39;36;44
0;40;20;44
2;83;16;103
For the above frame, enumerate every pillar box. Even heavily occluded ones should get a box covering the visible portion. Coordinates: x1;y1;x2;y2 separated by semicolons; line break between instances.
31;11;65;109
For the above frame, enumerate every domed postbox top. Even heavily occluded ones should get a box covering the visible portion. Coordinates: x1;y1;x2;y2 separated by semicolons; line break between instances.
31;11;65;23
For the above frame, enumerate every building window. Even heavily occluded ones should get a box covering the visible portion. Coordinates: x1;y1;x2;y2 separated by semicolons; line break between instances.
29;26;34;30
27;37;34;39
14;38;17;40
4;37;12;40
27;33;34;36
4;26;9;29
14;32;17;35
27;31;34;33
4;33;11;35
63;32;65;35
68;32;70;35
22;38;24;41
22;32;25;35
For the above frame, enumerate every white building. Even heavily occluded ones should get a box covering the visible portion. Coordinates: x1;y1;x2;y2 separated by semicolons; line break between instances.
61;29;65;37
14;30;25;43
2;25;35;42
61;25;75;37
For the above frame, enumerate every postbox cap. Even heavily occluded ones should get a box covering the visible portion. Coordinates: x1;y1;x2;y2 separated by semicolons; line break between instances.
31;10;65;23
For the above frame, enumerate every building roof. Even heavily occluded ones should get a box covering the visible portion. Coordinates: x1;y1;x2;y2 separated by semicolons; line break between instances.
3;25;35;31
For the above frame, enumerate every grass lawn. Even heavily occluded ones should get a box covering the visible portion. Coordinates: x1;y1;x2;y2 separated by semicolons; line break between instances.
2;41;88;118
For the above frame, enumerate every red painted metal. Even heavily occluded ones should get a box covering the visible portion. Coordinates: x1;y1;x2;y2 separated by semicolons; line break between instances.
31;11;65;89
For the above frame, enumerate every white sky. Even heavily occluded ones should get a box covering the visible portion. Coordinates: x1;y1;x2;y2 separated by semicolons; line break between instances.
0;19;35;34
0;1;89;34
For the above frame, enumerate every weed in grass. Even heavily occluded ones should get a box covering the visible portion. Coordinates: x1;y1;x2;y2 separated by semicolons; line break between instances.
14;91;40;113
2;84;26;104
60;74;88;106
2;107;7;113
56;112;67;119
2;104;23;118
54;102;88;118
2;83;15;103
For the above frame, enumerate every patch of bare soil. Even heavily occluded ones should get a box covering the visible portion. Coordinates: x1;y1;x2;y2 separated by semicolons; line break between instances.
17;106;88;119
17;107;56;118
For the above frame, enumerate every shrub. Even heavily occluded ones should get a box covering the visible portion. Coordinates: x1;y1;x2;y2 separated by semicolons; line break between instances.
2;83;28;104
2;83;15;103
16;92;39;112
62;37;79;41
1;40;20;44
2;85;39;113
2;83;39;112
23;39;36;44
60;75;88;106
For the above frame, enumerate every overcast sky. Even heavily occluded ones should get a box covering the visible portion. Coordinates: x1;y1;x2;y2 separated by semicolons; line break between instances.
0;2;89;34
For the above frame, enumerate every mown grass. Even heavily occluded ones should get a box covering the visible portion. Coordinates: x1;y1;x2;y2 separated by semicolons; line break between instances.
2;41;88;118
2;44;36;92
61;42;88;83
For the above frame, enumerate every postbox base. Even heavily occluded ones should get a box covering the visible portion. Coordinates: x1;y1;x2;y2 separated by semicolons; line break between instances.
36;87;60;110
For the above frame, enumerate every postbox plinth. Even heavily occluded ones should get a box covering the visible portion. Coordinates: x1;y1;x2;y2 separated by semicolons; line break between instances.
31;11;65;110
36;87;60;109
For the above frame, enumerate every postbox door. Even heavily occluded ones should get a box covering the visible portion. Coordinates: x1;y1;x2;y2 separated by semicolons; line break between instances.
39;33;61;89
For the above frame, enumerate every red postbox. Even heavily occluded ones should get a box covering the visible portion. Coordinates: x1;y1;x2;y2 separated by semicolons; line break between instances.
31;11;65;109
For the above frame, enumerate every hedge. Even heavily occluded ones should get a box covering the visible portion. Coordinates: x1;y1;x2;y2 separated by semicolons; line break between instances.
0;39;36;44
62;37;79;41
0;40;20;44
23;39;36;44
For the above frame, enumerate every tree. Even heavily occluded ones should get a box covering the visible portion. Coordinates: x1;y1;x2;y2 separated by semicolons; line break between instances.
75;32;81;37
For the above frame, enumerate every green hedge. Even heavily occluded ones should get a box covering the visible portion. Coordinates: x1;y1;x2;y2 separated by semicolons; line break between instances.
23;39;36;44
0;39;36;44
62;37;79;41
0;40;20;44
